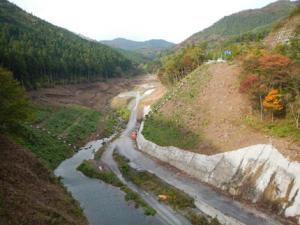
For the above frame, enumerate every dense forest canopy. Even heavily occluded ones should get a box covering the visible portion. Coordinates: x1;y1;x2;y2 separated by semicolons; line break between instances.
0;0;133;88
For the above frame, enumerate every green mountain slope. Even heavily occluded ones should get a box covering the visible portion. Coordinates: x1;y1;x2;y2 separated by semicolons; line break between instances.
101;38;175;59
117;48;151;65
179;0;299;48
0;0;133;88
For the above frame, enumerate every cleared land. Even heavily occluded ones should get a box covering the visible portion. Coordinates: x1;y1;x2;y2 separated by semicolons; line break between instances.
29;75;156;113
144;63;300;161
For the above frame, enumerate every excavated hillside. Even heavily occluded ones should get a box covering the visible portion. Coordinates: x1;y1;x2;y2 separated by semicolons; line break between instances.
264;6;300;48
150;63;300;161
140;62;300;224
0;135;87;225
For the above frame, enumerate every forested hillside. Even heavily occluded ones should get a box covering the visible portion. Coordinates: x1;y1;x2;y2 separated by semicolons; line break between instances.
154;0;299;86
101;38;174;51
101;38;175;59
0;0;133;88
179;0;298;48
117;48;151;65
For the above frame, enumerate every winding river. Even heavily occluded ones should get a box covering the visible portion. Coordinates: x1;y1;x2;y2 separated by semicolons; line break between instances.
54;137;165;225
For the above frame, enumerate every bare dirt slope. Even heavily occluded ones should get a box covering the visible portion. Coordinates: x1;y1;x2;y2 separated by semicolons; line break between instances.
160;63;299;161
264;10;300;48
0;135;87;225
203;63;299;160
30;75;155;113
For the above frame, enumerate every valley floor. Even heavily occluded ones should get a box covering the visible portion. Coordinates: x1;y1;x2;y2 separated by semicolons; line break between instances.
29;75;157;114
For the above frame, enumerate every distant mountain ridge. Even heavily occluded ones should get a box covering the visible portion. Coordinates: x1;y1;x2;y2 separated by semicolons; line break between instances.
101;38;175;51
179;0;299;48
101;38;175;59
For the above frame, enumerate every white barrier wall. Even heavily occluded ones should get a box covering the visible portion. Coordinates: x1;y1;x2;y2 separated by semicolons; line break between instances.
137;122;300;223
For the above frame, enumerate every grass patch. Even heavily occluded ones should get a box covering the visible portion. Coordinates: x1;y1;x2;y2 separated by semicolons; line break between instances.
187;211;220;225
77;160;122;187
111;96;134;110
143;66;211;151
143;113;200;150
34;104;112;143
77;160;156;216
42;105;86;135
9;104;118;170
9;124;73;170
121;186;156;216
94;145;107;161
66;111;101;142
244;115;300;140
116;107;131;122
113;151;220;225
101;114;119;137
113;151;195;210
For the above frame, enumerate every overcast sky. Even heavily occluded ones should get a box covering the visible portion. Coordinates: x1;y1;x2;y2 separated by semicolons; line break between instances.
9;0;280;43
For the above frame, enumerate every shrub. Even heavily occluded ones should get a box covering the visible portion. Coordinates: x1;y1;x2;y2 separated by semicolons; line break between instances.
258;53;291;71
116;107;130;122
0;68;33;131
239;74;260;93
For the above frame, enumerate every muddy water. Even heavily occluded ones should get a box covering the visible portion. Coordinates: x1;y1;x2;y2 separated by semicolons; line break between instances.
54;139;164;225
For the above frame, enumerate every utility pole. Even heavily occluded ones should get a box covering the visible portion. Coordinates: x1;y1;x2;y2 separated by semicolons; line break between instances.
260;95;263;121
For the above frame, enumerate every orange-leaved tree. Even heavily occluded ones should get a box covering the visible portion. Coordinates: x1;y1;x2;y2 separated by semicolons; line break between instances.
263;89;284;122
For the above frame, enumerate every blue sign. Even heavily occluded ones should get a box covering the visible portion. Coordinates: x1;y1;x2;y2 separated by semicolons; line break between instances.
224;50;232;56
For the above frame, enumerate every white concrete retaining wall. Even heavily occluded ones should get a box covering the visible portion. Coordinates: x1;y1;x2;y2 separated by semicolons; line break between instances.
137;122;300;223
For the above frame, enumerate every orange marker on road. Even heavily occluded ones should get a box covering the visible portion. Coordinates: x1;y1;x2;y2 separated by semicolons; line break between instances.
131;131;137;140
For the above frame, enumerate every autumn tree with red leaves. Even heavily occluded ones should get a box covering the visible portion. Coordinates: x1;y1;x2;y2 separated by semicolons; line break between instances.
258;53;291;89
258;54;291;70
239;74;260;93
